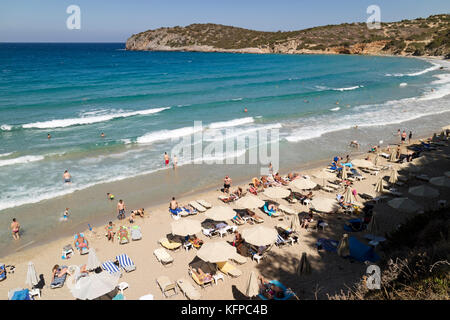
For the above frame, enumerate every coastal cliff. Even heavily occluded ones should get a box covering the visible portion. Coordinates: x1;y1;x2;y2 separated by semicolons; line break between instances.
126;14;449;58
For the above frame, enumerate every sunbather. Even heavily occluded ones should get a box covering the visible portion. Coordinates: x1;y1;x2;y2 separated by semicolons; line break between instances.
247;209;264;222
105;221;115;242
287;172;300;181
74;233;89;251
52;265;68;282
233;212;245;224
192;268;212;283
300;210;314;228
273;173;288;185
252;177;262;188
248;184;258;195
261;176;271;188
188;236;204;248
118;226;129;243
233;187;243;198
258;276;286;299
233;231;243;247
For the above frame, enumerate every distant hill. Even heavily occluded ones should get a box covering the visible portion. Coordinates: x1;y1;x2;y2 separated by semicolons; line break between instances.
126;14;449;58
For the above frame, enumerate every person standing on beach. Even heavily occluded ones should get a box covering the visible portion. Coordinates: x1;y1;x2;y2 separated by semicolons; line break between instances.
63;170;72;183
63;208;70;221
401;130;407;144
117;199;126;220
409;131;412;143
173;155;178;169
397;129;401;137
11;218;20;240
164;152;170;167
223;176;232;193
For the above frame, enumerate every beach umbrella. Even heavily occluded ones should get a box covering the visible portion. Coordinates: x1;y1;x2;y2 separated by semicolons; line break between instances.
241;225;278;246
388;168;398;184
197;241;237;263
312;170;336;186
337;234;350;257
343;187;356;204
375;177;385;193
171;219;201;236
278;204;296;215
235;195;265;210
290;214;301;233
245;271;259;298
310;197;339;213
263;187;290;199
296;252;311;276
351;159;374;168
408;185;439;198
289;178;317;190
189;256;217;275
367;212;378;234
388;197;420;213
204;206;236;221
86;248;101;271
70;272;120;300
373;154;380;166
389;150;397;162
340;167;348;180
429;176;450;188
25;262;39;287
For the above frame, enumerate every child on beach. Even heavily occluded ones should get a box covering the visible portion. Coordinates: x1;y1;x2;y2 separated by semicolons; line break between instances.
128;211;135;224
63;208;70;221
105;221;115;242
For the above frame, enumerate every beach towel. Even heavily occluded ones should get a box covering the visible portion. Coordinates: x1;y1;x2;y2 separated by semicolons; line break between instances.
344;219;366;232
74;233;89;254
316;238;339;252
258;280;295;300
10;289;32;300
169;208;182;215
0;264;6;281
131;226;142;241
50;265;68;289
348;236;380;263
116;254;136;272
102;261;121;275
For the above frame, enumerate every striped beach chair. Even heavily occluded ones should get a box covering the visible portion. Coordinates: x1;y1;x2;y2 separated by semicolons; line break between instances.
116;254;136;273
102;261;121;276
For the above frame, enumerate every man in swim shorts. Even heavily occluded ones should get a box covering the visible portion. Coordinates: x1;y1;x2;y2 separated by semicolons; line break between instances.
117;199;126;220
164;152;170;166
401;130;407;144
63;170;71;183
63;208;70;220
223;176;232;193
11;218;20;240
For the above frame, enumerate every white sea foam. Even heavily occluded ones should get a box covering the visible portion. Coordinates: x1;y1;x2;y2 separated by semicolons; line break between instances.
21;107;170;129
1;124;12;131
330;107;340;111
386;63;440;77
137;126;202;144
231;98;243;101
0;155;44;167
204;123;282;142
0;152;13;158
333;85;363;91
208;117;254;129
399;82;408;87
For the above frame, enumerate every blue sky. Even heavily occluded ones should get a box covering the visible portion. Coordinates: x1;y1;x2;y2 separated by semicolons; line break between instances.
0;0;448;42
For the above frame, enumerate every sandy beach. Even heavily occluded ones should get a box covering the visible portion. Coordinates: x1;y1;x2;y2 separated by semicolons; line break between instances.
1;129;449;300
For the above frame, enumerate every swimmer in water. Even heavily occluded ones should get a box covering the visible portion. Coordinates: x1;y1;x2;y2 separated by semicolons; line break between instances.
48;133;51;139
101;132;105;138
63;170;72;183
244;108;248;113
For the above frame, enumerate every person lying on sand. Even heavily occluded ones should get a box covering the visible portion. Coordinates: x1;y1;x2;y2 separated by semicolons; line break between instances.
52;265;68;282
105;221;115;242
287;172;300;181
118;226;129;242
233;212;245;224
233;187;244;198
248;183;258;195
188;236;203;248
74;233;88;250
258;276;286;299
252;177;262;188
192;268;212;282
273;172;289;185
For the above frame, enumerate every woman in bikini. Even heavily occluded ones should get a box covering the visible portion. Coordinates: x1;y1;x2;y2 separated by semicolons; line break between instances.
105;221;115;242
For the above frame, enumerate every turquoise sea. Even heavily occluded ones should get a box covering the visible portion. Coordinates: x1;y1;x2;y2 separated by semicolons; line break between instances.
0;43;449;249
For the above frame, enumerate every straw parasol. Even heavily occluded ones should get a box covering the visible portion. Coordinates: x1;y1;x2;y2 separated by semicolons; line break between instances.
171;219;202;236
235;195;265;210
241;225;278;246
337;234;350;257
204;206;236;221
245;271;260;299
87;248;101;271
263;187;290;199
290;214;301;233
310;197;339;213
70;272;120;300
340;167;348;180
196;241;237;263
352;159;374;168
25;261;39;287
408;185;439;198
289;178;317;190
343;187;356;204
389;150;397;162
373;153;380;166
429;176;450;188
296;252;311;276
313;170;336;186
375;177;385;193
388;197;421;213
278;204;296;215
367;212;378;234
389;168;398;184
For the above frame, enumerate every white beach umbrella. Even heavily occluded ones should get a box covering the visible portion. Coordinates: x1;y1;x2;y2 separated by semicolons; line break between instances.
25;261;39;287
343;187;356;204
241;225;278;246
87;248;101;271
442;125;450;131
245;271;260;298
235;195;265;210
71;272;120;300
312;170;336;186
171;219;202;236
388;197;421;213
351;159;374;168
289;178;317;190
375;177;385;193
310;197;339;213
389;150;397;162
290;214;301;233
408;185;439;198
389;168;398;184
340;167;348;180
278;204;296;215
429;176;450;188
263;187;290;199
204;206;236;221
196;241;237;263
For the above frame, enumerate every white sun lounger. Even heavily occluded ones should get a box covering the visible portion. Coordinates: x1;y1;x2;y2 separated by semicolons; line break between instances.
156;276;178;298
154;248;174;267
177;278;201;300
196;200;212;209
230;253;247;265
189;201;206;212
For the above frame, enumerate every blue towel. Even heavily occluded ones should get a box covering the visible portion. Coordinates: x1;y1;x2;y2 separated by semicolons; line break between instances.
169;208;182;215
11;289;31;300
348;236;380;263
316;238;339;252
0;264;6;281
258;280;295;300
50;265;68;288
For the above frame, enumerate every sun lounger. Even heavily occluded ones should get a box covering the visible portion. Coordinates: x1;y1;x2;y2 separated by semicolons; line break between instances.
156;276;178;298
74;233;89;255
50;265;68;289
188;268;213;288
9;288;32;300
278;205;296;215
154;248;174;267
102;261;121;276
320;186;334;193
116;254;136;272
196;200;212;208
189;201;206;212
216;261;242;278
231;253;247;265
232;216;246;225
177;278;201;300
276;234;290;247
159;237;182;251
202;228;219;238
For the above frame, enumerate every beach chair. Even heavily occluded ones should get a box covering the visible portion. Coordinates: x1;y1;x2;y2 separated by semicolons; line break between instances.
154;248;174;267
202;228;219;238
182;206;198;216
230;254;247;265
177;278;201;300
156;276;178;298
189;201;206;212
74;233;89;255
102;261;121;276
188;268;213;289
320;186;334;193
275;234;289;248
197;200;212;209
116;254;136;272
232;215;245;225
131;226;142;241
216;261;242;278
61;245;74;259
159;237;182;251
263;203;280;217
117;227;130;245
50;265;68;289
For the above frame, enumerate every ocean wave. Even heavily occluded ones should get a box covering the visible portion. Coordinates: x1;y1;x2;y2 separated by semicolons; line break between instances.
204;123;283;142
1;124;12;131
333;85;363;91
0;155;44;167
231;97;243;101
137;126;202;144
20;107;170;129
399;83;408;87
208;117;254;129
386;63;440;77
330;107;340;111
0;152;13;158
